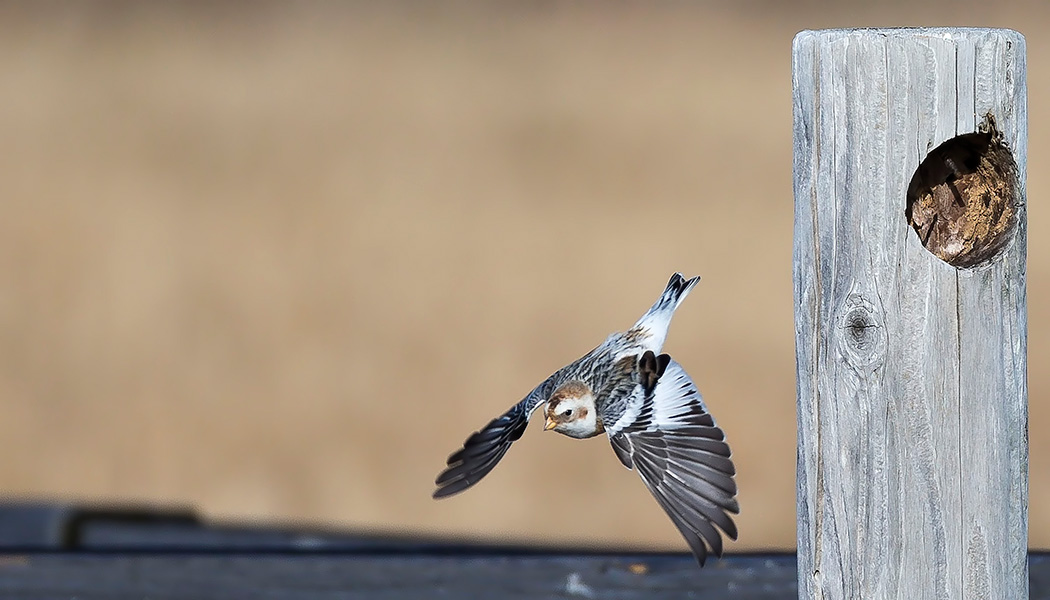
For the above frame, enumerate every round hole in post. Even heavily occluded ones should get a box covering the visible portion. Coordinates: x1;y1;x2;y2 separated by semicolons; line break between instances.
905;113;1019;268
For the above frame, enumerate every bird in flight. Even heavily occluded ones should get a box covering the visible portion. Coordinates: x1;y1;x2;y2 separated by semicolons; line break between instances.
432;273;738;565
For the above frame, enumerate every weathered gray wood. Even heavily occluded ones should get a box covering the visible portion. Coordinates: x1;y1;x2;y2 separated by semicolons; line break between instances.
792;29;1027;599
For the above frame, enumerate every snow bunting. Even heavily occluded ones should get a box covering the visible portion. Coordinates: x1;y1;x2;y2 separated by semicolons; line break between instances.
432;273;738;565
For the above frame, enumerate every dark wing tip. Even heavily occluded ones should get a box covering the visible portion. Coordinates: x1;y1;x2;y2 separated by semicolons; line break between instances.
431;485;458;500
724;496;740;516
431;404;531;499
432;473;485;499
720;514;739;541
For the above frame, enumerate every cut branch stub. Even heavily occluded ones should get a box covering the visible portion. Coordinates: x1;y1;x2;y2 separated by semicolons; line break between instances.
905;113;1019;268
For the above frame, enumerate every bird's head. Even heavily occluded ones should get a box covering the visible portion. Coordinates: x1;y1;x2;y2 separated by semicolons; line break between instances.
544;381;600;439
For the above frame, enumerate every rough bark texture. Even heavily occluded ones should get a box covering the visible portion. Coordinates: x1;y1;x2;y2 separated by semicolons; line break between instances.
793;28;1028;600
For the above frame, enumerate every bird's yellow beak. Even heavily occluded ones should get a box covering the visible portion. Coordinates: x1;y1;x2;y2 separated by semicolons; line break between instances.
544;417;557;431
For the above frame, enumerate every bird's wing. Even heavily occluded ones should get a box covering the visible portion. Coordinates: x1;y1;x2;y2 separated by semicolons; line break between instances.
607;359;738;566
433;377;555;499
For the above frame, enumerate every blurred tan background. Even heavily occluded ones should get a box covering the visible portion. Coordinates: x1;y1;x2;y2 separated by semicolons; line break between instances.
0;1;1047;553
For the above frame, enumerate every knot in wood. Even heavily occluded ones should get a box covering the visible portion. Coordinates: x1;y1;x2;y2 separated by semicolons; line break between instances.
837;294;885;371
905;113;1019;269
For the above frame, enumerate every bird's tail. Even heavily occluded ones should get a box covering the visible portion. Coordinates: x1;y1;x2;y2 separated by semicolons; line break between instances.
631;273;700;350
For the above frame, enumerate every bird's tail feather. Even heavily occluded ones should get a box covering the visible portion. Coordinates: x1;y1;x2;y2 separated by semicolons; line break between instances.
632;273;700;342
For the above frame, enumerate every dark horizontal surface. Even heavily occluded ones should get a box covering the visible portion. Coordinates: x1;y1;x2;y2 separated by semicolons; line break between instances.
0;553;797;600
0;503;1047;599
4;553;1050;600
0;501;543;553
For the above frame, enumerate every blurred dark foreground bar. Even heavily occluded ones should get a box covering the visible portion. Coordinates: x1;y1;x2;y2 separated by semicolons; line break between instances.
0;502;1048;599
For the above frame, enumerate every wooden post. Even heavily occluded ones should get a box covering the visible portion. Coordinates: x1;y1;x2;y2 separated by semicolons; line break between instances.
793;29;1027;599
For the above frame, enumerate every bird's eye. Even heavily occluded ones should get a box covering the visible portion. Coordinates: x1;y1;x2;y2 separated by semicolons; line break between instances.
562;409;573;418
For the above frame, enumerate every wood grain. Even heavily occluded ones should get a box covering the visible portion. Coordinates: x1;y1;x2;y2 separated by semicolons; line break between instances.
793;29;1027;599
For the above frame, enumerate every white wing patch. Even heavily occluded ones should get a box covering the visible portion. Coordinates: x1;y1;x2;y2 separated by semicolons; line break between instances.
648;361;708;430
606;359;709;435
605;358;737;565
